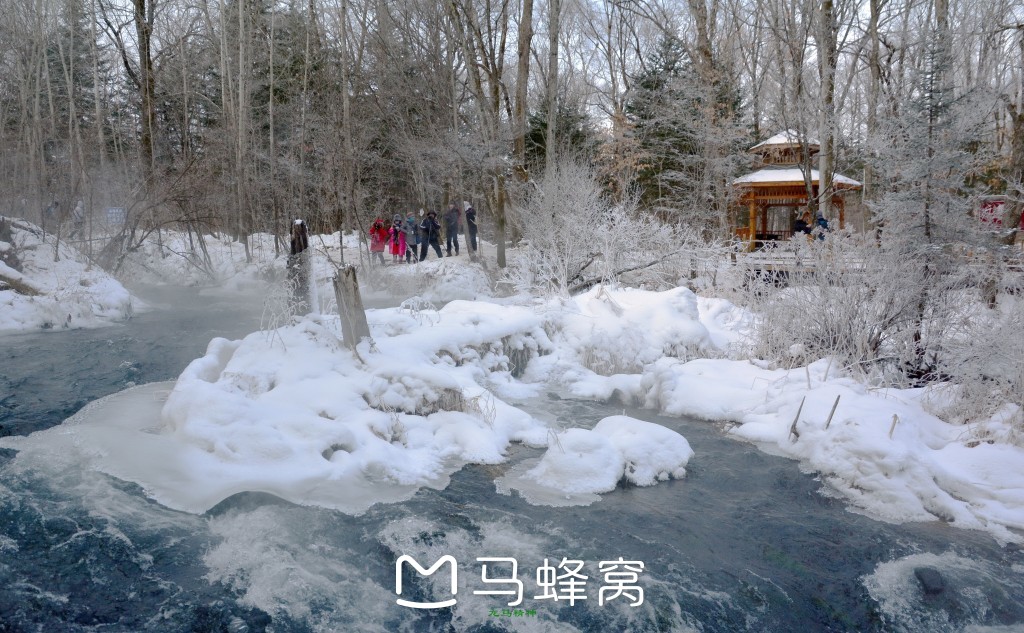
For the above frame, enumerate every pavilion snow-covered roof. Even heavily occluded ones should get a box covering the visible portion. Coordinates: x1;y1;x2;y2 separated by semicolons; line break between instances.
748;129;821;153
733;167;861;188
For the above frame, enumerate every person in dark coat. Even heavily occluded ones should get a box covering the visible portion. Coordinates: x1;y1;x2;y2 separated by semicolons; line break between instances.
419;211;443;261
793;211;811;237
464;201;477;254
288;219;310;313
443;202;461;256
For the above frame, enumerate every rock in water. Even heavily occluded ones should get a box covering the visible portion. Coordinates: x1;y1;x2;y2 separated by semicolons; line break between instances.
913;567;945;595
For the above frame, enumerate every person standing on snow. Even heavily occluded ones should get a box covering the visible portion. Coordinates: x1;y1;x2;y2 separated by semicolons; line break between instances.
369;217;388;266
42;198;58;234
443;202;461;256
403;213;419;263
419;210;443;261
464;201;477;254
70;200;85;239
387;214;406;263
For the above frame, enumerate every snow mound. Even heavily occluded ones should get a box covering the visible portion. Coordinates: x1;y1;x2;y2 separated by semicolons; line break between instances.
0;304;553;514
524;285;719;402
496;415;693;505
561;286;713;375
0;217;136;331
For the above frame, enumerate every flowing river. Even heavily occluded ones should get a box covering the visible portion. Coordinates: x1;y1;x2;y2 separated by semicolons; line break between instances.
1;287;1022;632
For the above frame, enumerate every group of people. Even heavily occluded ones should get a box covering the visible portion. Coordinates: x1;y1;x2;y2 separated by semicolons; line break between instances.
793;210;829;240
368;201;478;265
41;198;86;239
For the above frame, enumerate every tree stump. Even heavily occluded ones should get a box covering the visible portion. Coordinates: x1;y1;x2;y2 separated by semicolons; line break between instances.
288;220;310;314
333;266;370;350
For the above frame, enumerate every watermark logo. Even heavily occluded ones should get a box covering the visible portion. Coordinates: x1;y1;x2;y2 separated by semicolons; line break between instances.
395;554;458;609
394;555;644;610
475;557;524;606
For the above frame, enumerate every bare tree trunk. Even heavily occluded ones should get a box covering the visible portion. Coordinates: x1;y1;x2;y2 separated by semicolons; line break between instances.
270;8;279;256
817;0;836;221
545;0;559;174
513;0;533;184
236;0;250;262
865;0;882;229
338;0;352;264
132;0;156;179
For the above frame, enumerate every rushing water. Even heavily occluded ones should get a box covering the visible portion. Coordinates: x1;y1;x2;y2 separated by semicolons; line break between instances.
1;287;1022;632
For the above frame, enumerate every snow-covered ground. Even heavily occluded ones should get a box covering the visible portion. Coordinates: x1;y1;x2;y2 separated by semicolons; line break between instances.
118;227;498;306
0;217;136;331
2;224;1022;545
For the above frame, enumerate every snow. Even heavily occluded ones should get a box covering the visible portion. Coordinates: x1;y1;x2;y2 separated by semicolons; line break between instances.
733;167;862;188
749;129;821;150
614;357;1024;543
0;217;137;331
2;248;1022;544
117;227;497;308
496;416;693;506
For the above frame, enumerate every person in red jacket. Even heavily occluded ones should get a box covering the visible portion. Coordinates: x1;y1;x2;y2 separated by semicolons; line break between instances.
369;217;388;266
387;214;406;263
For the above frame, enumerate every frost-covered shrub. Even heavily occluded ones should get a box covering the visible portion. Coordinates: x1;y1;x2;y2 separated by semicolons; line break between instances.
744;232;969;379
502;160;684;295
935;299;1024;443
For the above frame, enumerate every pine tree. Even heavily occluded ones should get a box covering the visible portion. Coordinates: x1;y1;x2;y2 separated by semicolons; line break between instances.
624;35;747;235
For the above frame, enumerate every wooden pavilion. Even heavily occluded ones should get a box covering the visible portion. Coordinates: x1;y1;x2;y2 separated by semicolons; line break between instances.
732;130;862;250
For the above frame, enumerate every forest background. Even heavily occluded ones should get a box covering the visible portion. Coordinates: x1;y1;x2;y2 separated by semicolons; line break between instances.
3;0;1022;256
2;0;1024;436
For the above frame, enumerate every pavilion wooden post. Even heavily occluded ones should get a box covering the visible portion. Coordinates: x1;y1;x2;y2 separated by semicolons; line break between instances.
747;198;757;251
332;266;371;351
837;198;846;229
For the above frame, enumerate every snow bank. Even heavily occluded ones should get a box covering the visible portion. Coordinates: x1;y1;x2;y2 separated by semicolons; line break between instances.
527;286;1024;543
119;228;496;307
0;301;546;513
0;217;136;331
5;276;1021;544
611;357;1024;543
522;286;719;403
497;415;693;505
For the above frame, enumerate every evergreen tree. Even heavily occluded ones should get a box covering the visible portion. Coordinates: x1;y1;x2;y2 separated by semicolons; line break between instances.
870;37;998;377
524;102;599;175
624;35;747;235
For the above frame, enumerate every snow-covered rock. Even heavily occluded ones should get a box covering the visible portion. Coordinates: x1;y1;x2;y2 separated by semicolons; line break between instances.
496;415;694;505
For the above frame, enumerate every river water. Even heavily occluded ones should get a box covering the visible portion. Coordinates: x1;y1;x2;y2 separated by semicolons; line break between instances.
1;287;1022;632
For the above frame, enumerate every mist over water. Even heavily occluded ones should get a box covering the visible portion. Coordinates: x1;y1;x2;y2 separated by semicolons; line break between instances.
1;286;1022;632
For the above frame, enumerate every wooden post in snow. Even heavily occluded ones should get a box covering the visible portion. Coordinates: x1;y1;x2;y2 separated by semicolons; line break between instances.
333;266;370;350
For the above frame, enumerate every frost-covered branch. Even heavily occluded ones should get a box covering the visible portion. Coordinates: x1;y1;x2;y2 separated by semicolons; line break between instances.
502;159;687;295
